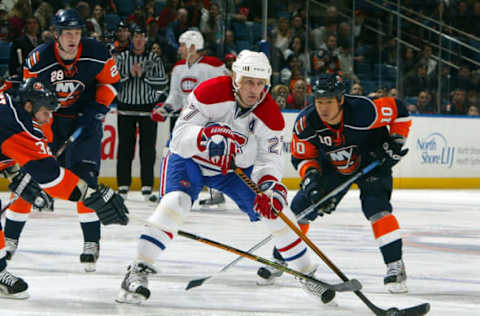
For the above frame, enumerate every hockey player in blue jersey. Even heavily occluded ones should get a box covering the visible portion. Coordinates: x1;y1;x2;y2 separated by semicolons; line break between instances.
4;9;121;273
257;74;412;294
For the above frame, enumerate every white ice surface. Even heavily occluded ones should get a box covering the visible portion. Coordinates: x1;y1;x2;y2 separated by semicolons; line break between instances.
1;189;479;316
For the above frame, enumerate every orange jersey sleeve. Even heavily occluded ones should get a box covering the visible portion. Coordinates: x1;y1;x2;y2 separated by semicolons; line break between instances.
291;133;321;178
95;57;120;107
370;97;412;138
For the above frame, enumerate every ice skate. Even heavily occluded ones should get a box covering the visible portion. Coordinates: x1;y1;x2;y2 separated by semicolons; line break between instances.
256;257;286;286
5;238;18;261
199;189;225;207
118;186;128;200
384;259;408;293
141;186;159;204
80;241;99;272
116;261;157;304
0;269;29;299
298;267;336;304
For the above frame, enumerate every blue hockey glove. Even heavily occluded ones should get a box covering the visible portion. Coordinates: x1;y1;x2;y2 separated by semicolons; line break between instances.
77;103;109;137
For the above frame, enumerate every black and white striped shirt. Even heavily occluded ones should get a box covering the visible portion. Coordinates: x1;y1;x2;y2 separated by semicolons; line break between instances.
116;50;168;108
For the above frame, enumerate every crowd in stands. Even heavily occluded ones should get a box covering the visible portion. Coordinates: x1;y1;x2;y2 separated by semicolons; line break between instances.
0;0;479;116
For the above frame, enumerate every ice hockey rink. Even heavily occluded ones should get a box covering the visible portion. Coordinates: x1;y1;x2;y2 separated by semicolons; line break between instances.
0;189;479;316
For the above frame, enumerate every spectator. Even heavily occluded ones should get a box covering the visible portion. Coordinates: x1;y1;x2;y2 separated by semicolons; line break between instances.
113;21;131;56
290;14;305;39
403;64;435;98
8;0;32;41
146;17;166;55
200;1;222;52
40;30;54;44
416;44;437;76
150;41;162;57
185;0;203;28
443;88;468;115
34;2;54;32
224;53;236;74
223;29;238;56
286;78;312;109
158;0;182;29
9;17;40;77
165;8;189;61
284;35;309;73
467;105;480;116
415;90;436;113
311;16;339;51
272;84;289;109
271;16;293;52
88;4;106;37
388;88;400;99
126;4;147;28
0;4;9;43
337;44;358;83
76;2;95;35
350;82;363;95
312;34;341;75
452;64;475;92
115;26;169;201
401;47;418;78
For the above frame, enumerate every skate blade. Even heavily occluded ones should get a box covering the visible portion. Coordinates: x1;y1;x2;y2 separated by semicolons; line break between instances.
115;289;146;305
386;281;408;294
82;262;96;273
0;290;30;300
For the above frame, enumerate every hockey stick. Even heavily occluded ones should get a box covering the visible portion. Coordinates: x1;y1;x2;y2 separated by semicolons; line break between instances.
186;161;380;290
129;214;360;293
55;127;83;158
234;167;430;316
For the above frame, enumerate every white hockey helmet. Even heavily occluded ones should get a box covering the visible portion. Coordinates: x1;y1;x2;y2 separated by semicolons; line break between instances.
232;50;272;86
179;30;204;51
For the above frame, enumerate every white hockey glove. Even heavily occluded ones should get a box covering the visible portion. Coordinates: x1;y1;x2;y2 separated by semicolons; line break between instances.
8;172;54;211
83;184;129;225
197;123;247;175
253;180;288;219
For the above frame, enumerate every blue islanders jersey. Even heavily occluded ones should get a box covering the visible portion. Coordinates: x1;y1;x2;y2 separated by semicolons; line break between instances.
23;38;120;116
291;95;412;178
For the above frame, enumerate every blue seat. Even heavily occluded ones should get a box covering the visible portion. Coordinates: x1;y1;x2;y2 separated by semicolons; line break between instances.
0;42;11;64
374;64;397;81
104;13;121;31
361;80;377;95
404;96;418;105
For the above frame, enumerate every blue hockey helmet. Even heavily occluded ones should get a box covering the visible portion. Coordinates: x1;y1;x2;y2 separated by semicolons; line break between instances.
18;78;58;113
54;9;85;31
312;74;345;100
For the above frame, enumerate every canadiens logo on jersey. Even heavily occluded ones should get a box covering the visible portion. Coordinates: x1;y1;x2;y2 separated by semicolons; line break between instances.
53;79;85;108
328;145;361;175
181;77;198;93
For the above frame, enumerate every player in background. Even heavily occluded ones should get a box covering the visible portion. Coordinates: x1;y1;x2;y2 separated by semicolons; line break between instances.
116;50;336;305
4;9;121;273
0;78;128;299
257;74;411;294
150;29;228;207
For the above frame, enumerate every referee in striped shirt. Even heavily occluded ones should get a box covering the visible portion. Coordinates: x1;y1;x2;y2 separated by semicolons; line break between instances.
116;25;168;202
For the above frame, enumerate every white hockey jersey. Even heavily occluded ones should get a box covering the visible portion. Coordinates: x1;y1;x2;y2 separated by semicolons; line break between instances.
170;76;285;184
165;56;227;111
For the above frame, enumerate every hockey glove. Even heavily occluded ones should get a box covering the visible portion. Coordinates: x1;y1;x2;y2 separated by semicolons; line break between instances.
254;180;288;219
8;172;54;211
300;169;337;219
374;135;409;169
83;184;129;225
77;103;109;137
197;123;246;175
151;102;173;122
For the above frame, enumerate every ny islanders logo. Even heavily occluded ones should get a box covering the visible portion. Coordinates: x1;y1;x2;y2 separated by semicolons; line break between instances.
54;80;85;108
327;145;361;175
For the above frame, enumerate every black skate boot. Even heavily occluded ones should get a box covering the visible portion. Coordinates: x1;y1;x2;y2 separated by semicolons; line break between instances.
80;241;99;272
0;268;29;299
384;259;408;293
116;261;157;304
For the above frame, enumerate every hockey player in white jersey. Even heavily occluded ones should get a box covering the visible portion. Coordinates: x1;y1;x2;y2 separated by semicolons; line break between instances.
151;29;228;206
117;50;336;305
